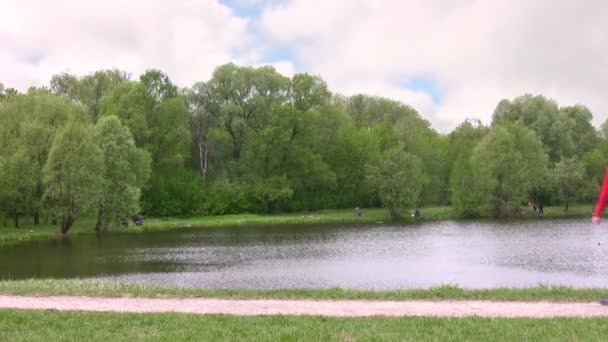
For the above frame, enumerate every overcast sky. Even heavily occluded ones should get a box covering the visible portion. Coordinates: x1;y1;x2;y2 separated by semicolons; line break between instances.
1;0;606;132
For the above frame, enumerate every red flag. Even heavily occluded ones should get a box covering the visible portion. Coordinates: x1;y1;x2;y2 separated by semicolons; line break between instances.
593;167;608;223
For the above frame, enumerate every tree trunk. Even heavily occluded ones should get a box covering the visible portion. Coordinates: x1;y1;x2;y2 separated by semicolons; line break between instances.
34;211;40;225
202;129;209;186
565;202;569;212
61;215;75;235
14;212;19;229
95;209;104;233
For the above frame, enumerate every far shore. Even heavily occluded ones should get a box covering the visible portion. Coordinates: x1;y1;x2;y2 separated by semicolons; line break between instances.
0;204;595;246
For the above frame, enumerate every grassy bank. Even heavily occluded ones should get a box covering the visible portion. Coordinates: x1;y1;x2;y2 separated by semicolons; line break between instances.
0;204;593;246
1;279;607;302
1;309;607;341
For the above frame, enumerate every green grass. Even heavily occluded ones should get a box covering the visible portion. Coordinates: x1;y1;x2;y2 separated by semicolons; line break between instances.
1;279;607;302
0;204;593;246
1;309;607;341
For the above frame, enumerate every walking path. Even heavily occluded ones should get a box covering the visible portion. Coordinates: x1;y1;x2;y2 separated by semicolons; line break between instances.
1;295;608;318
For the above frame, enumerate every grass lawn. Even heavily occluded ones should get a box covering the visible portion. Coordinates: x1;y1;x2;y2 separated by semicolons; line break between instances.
1;279;607;302
0;309;607;341
0;204;594;246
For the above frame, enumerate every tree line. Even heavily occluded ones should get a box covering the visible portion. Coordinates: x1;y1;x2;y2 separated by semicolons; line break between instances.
1;64;607;233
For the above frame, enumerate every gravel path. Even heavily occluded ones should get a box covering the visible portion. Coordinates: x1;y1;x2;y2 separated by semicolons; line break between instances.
1;295;608;318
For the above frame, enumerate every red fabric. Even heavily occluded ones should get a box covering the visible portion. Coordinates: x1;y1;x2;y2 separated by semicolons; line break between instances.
594;167;608;218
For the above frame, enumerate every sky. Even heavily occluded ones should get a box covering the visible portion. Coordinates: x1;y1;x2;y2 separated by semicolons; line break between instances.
1;0;607;132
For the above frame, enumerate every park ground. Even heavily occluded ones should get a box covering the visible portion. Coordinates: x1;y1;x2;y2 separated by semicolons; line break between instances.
0;280;608;341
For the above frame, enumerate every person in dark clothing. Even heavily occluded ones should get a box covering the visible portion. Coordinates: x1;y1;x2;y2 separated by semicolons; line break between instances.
414;207;420;218
133;215;144;226
538;204;544;216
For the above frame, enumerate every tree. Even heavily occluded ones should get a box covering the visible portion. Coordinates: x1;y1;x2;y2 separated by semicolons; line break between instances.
492;95;598;163
50;70;129;123
43;121;104;234
0;83;18;101
467;123;549;217
448;119;489;217
329;129;381;207
208;63;290;160
185;82;218;186
101;72;191;216
553;157;585;212
366;147;425;218
0;151;38;227
94;116;151;232
0;90;85;225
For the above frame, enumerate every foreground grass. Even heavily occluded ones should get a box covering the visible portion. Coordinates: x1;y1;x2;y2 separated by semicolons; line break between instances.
1;279;607;302
1;309;607;341
0;204;593;246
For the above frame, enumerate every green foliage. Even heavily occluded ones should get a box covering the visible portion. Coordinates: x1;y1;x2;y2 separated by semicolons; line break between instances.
366;148;425;218
142;168;204;217
2;65;606;224
94;116;151;231
0;90;85;226
43;121;104;233
50;69;129;123
492;95;598;162
449;119;490;217
467;123;549;217
553;157;585;211
329;130;381;208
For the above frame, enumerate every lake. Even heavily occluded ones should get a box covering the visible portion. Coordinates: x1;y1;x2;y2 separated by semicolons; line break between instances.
1;219;607;289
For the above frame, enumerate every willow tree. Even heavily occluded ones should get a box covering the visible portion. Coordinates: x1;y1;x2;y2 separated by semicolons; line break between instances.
43;121;103;234
94;116;151;232
366;147;425;218
466;122;549;217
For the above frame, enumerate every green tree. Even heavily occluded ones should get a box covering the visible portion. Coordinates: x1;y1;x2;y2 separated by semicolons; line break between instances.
467;123;549;217
43;121;104;234
0;83;18;101
94;116;151;232
50;70;129;123
492;95;598;162
329;130;381;207
553;157;585;212
366;147;425;218
0;90;85;225
208;63;290;160
448;119;489;216
0;151;37;227
185;82;218;185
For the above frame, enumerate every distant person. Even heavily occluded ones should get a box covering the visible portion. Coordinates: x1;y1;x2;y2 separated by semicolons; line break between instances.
414;207;421;218
355;207;361;217
538;204;544;216
133;215;144;226
533;203;538;214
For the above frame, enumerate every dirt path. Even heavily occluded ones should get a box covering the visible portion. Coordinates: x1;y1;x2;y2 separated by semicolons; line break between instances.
1;295;608;318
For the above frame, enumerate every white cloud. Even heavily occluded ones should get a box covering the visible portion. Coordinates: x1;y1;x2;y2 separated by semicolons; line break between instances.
0;0;254;90
260;0;608;132
2;0;607;133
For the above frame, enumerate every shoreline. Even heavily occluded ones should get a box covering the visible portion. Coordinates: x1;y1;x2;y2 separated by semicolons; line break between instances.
0;279;606;302
0;204;594;246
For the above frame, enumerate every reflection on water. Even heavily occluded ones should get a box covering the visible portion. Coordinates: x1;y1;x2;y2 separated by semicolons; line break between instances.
1;219;607;289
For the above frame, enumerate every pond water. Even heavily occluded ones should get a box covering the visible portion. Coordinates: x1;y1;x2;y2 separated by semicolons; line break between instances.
1;219;608;289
